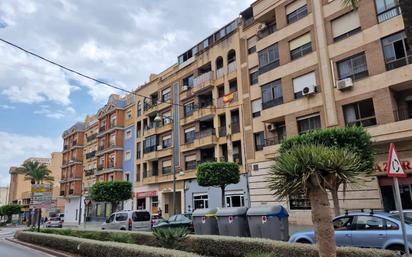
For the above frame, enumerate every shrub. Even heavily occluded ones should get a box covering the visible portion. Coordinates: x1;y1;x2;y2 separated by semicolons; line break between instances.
153;227;190;250
245;252;275;257
15;231;201;257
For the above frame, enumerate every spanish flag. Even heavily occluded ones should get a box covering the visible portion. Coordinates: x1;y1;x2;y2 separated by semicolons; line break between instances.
223;92;234;104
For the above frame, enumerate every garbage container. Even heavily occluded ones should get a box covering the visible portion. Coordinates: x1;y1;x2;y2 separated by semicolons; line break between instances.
216;207;250;237
247;205;289;241
192;208;219;235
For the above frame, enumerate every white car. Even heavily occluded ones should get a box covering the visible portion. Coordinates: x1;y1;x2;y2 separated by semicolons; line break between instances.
101;210;151;231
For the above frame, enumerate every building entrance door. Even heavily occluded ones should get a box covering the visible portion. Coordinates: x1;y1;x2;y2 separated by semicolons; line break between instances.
379;176;412;211
137;198;146;210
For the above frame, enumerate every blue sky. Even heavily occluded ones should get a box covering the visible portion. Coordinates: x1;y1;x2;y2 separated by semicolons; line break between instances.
0;0;253;186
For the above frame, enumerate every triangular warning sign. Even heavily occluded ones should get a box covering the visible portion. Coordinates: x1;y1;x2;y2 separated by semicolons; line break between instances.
387;143;406;177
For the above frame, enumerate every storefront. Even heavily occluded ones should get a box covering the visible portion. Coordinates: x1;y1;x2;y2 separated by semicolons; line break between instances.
134;185;159;214
184;174;249;213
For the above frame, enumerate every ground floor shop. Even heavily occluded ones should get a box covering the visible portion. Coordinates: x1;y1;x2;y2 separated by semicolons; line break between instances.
134;185;160;215
63;196;85;225
184;174;249;212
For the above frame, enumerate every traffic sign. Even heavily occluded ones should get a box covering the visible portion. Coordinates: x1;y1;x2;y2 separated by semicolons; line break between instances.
387;143;406;177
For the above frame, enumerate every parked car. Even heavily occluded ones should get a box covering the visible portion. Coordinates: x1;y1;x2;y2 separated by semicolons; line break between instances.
151;214;165;226
46;217;63;228
289;211;412;253
101;210;151;231
390;210;412;219
152;214;193;231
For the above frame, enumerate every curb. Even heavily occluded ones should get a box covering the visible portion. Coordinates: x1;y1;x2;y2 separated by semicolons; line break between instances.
6;238;73;257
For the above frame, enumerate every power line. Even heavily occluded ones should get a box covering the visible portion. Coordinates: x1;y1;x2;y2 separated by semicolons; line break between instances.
0;37;242;110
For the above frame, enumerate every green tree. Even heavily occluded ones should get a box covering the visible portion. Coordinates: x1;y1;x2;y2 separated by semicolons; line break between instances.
197;162;240;208
280;126;374;215
17;160;54;184
268;144;363;257
0;204;21;223
90;181;132;213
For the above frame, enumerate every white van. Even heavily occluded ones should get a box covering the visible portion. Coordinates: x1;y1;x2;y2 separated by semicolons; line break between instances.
101;210;151;231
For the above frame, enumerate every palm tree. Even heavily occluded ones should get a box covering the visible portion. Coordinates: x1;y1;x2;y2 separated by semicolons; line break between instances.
18;160;54;184
268;144;363;257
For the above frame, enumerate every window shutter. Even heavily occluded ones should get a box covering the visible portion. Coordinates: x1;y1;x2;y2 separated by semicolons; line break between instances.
293;72;316;93
247;36;257;48
332;11;360;38
162;87;171;95
289;33;311;51
286;0;307;14
162;135;172;141
185;127;195;133
162;160;172;167
185;155;197;161
252;99;262;113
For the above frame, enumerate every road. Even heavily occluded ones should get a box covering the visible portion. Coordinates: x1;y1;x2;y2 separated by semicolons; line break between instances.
0;227;58;257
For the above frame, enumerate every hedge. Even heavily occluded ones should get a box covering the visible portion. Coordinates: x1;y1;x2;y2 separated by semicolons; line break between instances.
35;229;397;257
15;231;201;257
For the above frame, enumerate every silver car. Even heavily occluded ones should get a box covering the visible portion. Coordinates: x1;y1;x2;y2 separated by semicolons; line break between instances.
101;210;151;231
289;211;412;253
46;217;63;228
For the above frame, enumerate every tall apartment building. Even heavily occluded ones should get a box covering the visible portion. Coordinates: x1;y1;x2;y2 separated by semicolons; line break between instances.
61;122;85;224
59;0;411;224
0;187;9;207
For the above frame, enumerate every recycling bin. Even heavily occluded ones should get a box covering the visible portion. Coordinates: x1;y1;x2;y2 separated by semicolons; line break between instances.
192;208;219;235
216;207;250;237
247;205;289;241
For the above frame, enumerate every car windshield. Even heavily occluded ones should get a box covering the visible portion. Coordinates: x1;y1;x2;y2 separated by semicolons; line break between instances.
390;214;412;225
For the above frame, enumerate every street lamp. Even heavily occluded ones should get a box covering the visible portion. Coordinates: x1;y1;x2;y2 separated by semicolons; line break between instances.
153;112;179;215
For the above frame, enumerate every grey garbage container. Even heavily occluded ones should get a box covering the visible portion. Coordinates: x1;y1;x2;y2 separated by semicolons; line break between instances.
247;205;289;241
192;208;219;235
216;207;250;237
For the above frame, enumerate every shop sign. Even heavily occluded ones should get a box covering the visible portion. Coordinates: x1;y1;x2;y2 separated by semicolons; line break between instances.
376;160;411;173
134;191;157;198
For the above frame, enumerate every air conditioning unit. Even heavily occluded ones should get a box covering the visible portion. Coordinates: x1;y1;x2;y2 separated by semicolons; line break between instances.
336;78;353;90
302;84;316;96
182;85;188;91
157;145;163;151
267;124;276;132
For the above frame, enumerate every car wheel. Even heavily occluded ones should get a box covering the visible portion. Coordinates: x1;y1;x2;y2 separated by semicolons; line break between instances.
120;228;126;231
296;239;311;244
387;244;409;255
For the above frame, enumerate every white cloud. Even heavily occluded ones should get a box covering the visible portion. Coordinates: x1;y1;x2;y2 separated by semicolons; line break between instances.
33;104;76;119
0;131;61;186
0;104;15;110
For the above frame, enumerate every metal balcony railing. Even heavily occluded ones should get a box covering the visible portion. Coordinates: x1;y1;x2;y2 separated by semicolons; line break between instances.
231;122;240;134
228;61;237;74
264;137;281;147
377;6;401;23
196;128;216;139
394;107;412;122
218;126;227;137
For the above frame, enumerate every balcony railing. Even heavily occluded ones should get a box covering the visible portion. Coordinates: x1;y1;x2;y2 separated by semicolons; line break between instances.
262;97;284;110
86;151;96;159
97;165;104;171
216;91;238;108
216;68;224;79
231;122;240;134
377;6;401;23
264;137;281;147
394;107;412;122
198;158;217;164
193;71;214;87
87;134;97;142
385;55;412;71
233;153;242;164
228;61;237;74
99;126;106;133
144;145;157;153
85;168;96;176
218;126;227;137
196;128;216;139
63;145;68;151
162;167;172;175
98;145;105;151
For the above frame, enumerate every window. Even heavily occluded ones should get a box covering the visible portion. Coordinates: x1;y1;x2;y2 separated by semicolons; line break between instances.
184;127;196;143
254;132;264;151
126;110;132;120
183;74;194;88
193;194;209;209
162;111;172;125
337;53;368;81
333;216;354;230
289;192;311;209
354;216;385;230
137;101;142;116
343;99;377;127
386;220;399;230
289;33;312;60
252;99;262;118
110;133;116;146
286;0;308;24
382;31;411;71
110;114;117;126
184;102;195;117
162;88;171;102
375;0;401;23
132;211;150;222
229;79;238;92
124;150;131;161
293;72;316;99
125;129;132;139
185;155;197;170
143;135;157;153
257;21;277;39
226;194;245;207
162;135;172;148
218;85;225;97
258;44;280;74
247;36;257;54
115;213;128;221
136;142;141;159
297;113;321;134
108;214;115;223
332;11;361;42
261;80;283;109
162;160;172;175
249;67;259;85
125;173;130;182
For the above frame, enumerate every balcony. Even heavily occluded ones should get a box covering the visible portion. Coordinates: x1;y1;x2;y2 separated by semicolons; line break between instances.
86;150;96;159
263;137;282;159
182;105;215;124
144;101;169;116
262;97;284;110
85;168;96;176
228;62;237;74
95;164;122;175
233;153;242;164
87;133;97;142
96;144;123;156
63;145;69;151
97;165;104;171
97;125;123;138
99;126;106;133
377;6;401;23
216;68;224;79
394;107;412;122
193;71;214;92
216;91;238;108
231;122;240;134
218;126;227;137
144;146;173;161
146;123;173;136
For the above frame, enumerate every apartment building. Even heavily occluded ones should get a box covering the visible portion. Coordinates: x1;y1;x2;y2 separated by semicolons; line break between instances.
0;187;8;207
241;0;412;224
123;97;136;210
61;122;85;224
